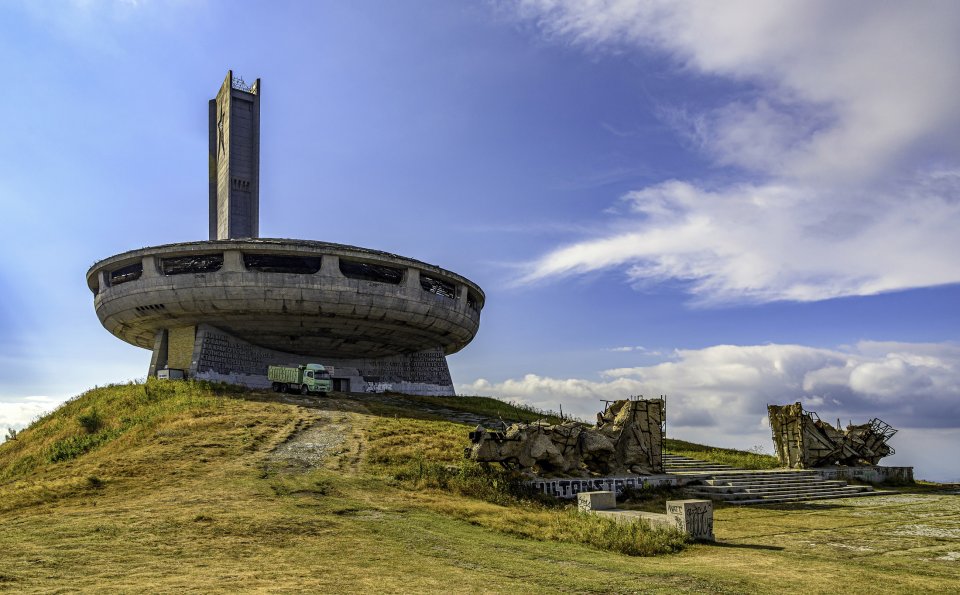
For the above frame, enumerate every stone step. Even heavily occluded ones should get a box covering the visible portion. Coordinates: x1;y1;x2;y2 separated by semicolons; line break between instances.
705;484;854;494
664;457;727;463
663;458;722;465
727;490;899;505
692;485;870;498
665;461;732;467
693;481;864;492
664;453;896;506
706;477;846;487
670;470;820;479
689;487;874;502
685;468;817;475
698;480;851;492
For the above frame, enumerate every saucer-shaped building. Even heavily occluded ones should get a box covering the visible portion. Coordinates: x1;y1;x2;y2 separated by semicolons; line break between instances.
87;72;483;395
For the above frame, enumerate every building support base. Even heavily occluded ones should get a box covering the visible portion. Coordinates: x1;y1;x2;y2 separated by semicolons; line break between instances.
150;323;456;396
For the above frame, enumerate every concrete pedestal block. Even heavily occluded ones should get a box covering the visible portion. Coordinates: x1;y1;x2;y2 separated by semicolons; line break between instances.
222;250;244;272
578;491;617;512
666;499;714;541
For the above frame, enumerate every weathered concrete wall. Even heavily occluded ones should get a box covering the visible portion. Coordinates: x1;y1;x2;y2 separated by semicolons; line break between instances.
815;465;914;485
665;499;714;541
579;492;715;541
147;329;169;378
209;71;260;240
188;324;455;396
769;402;897;467
577;491;616;512
529;474;682;499
167;326;196;371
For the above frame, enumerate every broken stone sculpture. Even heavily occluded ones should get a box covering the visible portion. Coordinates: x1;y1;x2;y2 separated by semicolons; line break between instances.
768;402;897;468
465;399;664;477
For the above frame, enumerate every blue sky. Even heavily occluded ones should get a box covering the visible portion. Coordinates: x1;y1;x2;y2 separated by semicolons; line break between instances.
1;1;959;481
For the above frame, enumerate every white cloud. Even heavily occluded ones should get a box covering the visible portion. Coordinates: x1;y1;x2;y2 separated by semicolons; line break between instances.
510;1;960;303
605;345;658;353
0;396;64;442
458;341;960;436
519;175;960;303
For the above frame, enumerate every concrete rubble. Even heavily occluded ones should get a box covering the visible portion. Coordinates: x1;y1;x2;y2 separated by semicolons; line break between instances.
465;399;664;476
768;402;897;468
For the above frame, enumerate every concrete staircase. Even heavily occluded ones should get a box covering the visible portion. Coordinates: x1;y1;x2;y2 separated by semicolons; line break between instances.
664;454;896;505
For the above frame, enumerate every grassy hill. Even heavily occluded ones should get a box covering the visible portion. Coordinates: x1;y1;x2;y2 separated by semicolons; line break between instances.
0;381;957;593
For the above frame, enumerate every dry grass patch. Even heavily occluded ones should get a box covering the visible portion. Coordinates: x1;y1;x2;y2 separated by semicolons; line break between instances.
1;382;958;593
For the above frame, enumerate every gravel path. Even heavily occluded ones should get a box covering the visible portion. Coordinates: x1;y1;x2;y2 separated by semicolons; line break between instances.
263;392;519;472
270;413;350;467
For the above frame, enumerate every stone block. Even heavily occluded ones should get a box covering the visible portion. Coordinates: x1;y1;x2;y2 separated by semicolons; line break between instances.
578;491;616;512
666;499;714;541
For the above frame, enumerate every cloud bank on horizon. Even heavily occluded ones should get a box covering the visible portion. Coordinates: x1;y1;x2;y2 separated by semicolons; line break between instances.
510;0;960;304
459;341;960;433
0;396;64;442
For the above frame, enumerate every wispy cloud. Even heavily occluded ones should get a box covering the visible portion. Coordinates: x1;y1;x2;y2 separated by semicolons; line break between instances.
517;173;960;304
605;345;662;355
508;1;960;303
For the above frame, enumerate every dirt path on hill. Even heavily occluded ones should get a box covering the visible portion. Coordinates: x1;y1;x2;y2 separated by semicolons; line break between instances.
265;397;370;473
262;392;508;474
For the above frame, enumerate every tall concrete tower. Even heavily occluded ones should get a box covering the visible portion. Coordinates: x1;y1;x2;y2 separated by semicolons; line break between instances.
209;70;260;240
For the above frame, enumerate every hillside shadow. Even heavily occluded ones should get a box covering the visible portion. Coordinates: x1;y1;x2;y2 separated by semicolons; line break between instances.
707;541;784;551
238;389;535;427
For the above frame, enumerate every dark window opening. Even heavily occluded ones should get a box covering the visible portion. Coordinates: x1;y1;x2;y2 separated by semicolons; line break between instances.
421;275;456;299
135;304;166;313
110;262;142;285
161;254;223;275
339;260;403;284
467;291;482;312
244;253;322;274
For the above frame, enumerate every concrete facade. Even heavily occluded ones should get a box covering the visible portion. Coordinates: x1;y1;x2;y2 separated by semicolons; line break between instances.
529;475;683;499
87;238;483;395
815;465;914;485
209;71;260;240
88;72;484;395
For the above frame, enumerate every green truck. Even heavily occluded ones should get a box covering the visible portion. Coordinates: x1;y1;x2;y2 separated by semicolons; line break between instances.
267;363;333;396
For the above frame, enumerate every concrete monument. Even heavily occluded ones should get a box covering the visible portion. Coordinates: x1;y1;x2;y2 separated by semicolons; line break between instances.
768;402;897;468
466;399;665;476
87;72;484;396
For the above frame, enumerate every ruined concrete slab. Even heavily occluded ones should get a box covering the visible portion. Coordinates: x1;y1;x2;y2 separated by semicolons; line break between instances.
769;402;898;468
467;399;664;476
580;491;715;541
666;499;714;541
577;491;616;512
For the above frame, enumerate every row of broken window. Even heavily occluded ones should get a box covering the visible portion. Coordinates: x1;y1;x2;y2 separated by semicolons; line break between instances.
103;253;482;311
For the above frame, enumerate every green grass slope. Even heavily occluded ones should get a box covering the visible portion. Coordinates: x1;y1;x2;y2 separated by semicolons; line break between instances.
0;382;957;593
